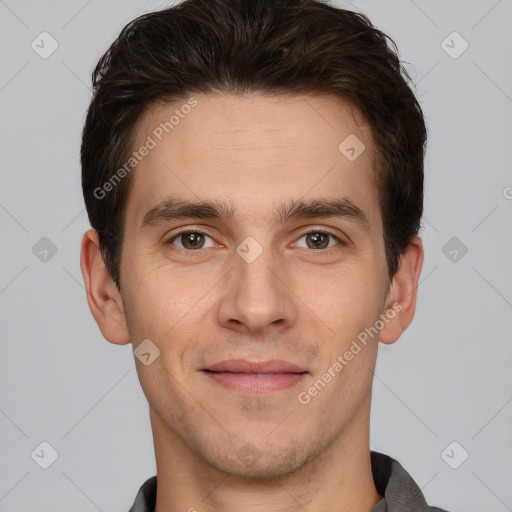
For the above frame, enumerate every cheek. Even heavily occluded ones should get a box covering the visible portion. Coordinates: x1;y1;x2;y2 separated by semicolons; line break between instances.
307;265;386;331
307;275;382;394
122;260;217;351
121;265;176;342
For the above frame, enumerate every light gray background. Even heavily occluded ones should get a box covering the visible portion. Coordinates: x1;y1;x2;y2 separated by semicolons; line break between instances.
1;0;511;511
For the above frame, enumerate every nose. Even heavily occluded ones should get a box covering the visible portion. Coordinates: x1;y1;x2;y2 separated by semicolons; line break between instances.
216;243;297;335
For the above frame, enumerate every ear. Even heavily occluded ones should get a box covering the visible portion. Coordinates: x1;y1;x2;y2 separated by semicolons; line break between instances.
80;228;131;345
379;235;424;345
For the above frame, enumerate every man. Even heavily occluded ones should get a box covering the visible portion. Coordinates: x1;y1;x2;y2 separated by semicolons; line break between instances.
79;0;449;510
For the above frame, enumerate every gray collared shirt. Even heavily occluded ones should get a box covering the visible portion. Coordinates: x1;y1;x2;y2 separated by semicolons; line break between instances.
128;451;450;512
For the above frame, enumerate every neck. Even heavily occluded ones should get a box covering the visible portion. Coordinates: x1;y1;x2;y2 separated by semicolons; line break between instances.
152;404;381;512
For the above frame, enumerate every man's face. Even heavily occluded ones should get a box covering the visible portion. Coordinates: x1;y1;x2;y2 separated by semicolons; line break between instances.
118;93;392;478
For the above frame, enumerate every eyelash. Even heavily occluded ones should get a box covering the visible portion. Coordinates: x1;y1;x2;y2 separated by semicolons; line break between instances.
164;229;345;256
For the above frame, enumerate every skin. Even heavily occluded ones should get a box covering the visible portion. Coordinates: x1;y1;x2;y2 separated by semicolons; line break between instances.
81;93;423;512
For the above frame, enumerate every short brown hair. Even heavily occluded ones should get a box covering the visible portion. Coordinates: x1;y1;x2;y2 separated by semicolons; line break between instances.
81;0;427;291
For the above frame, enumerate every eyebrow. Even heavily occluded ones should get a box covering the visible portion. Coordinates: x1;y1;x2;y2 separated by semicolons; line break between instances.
140;196;370;232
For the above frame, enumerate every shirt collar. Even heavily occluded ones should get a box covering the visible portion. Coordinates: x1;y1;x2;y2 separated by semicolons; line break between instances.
129;451;447;512
369;451;447;511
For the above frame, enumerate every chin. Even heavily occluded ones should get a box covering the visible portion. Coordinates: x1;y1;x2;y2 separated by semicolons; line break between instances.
201;437;323;481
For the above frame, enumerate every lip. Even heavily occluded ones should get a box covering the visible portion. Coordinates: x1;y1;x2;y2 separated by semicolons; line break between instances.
202;359;308;395
204;359;306;374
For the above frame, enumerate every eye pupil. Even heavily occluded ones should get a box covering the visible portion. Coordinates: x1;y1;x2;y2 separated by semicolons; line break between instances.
307;232;328;249
183;232;204;249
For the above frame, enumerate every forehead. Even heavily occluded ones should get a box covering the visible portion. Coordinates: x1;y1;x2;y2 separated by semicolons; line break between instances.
124;92;380;232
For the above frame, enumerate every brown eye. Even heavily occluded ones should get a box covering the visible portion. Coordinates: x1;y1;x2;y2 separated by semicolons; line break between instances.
305;232;329;249
295;231;342;250
167;231;215;250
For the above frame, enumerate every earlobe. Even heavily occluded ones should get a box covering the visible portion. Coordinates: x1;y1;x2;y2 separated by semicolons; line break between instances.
379;236;424;345
80;229;131;345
